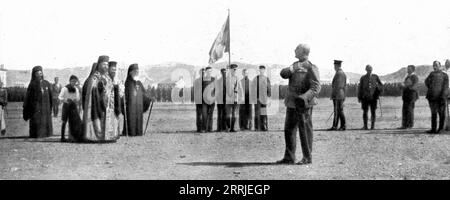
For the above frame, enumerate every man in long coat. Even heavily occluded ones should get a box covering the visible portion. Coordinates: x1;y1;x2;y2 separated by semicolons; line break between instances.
328;60;347;131
23;66;53;138
202;66;216;132
194;68;204;132
252;65;271;131
122;64;152;136
425;61;448;134
239;69;252;130
399;65;419;129
225;64;243;132
216;68;227;132
51;77;62;117
277;44;321;165
358;65;383;130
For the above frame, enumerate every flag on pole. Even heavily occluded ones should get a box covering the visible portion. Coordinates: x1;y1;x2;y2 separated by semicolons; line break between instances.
208;14;230;64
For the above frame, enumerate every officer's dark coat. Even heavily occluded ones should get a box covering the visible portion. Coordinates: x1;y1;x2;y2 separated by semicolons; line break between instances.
331;69;346;100
280;61;321;110
402;73;419;102
425;70;449;101
358;74;383;101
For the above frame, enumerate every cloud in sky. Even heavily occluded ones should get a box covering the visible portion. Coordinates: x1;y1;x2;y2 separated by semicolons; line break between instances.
1;0;449;75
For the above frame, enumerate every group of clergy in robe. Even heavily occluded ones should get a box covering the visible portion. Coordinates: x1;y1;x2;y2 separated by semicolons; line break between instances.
194;64;272;133
22;55;153;142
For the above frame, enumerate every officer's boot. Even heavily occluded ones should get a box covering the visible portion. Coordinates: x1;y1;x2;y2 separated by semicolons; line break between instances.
362;113;368;130
427;114;437;133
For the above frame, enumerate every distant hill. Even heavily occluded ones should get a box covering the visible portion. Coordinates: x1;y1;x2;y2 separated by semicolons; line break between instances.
2;63;435;87
380;65;432;83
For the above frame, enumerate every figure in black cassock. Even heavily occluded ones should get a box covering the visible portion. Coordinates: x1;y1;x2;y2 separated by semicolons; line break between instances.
399;65;419;129
23;66;53;138
122;64;152;136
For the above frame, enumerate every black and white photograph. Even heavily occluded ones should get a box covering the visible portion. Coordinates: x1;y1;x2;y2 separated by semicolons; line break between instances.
1;0;450;184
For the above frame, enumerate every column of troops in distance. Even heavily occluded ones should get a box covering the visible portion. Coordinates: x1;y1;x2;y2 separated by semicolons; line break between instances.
4;43;450;166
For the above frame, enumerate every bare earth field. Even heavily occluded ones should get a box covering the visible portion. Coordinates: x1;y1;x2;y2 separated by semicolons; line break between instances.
1;97;450;180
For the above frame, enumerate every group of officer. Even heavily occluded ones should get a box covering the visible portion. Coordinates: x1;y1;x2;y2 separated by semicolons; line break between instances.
194;64;272;133
193;43;449;166
327;58;450;134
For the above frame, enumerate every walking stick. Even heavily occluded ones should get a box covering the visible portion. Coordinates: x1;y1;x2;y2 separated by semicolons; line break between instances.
144;100;154;135
326;110;334;124
379;96;383;117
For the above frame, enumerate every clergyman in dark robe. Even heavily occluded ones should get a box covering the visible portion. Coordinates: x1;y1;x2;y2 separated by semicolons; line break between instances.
239;69;252;130
23;66;54;138
122;64;152;136
399;65;419;129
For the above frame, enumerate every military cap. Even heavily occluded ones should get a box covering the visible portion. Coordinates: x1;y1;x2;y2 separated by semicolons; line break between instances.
108;61;117;68
69;75;78;81
205;66;212;70
259;65;266;69
334;60;343;65
229;64;238;69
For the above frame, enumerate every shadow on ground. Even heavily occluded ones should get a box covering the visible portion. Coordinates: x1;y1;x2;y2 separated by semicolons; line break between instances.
178;162;280;168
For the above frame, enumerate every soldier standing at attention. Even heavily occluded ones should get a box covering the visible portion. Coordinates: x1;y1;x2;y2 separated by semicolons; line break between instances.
51;77;62;117
357;65;383;130
327;60;346;131
399;65;419;129
194;68;204;132
216;68;228;132
225;64;242;132
253;65;271;131
425;61;448;134
239;69;252;130
202;66;216;132
277;43;320;165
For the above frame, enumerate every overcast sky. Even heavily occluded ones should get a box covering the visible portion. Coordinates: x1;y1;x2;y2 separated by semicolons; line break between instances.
1;0;449;75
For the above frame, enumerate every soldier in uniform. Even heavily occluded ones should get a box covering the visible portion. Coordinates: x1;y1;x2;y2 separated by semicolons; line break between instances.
277;43;320;165
194;68;204;132
239;69;252;130
216;68;227;132
224;64;242;132
399;65;419;129
328;60;346;131
253;65;271;131
425;61;448;134
51;77;62;117
443;59;450;131
357;65;383;130
202;67;216;132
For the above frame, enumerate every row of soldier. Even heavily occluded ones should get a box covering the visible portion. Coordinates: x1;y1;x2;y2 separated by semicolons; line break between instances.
22;55;154;142
194;64;271;133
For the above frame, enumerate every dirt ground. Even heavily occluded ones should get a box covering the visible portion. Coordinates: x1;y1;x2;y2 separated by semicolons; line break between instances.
1;97;450;180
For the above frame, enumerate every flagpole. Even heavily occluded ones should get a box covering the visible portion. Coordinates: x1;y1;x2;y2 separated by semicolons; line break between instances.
228;9;231;68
